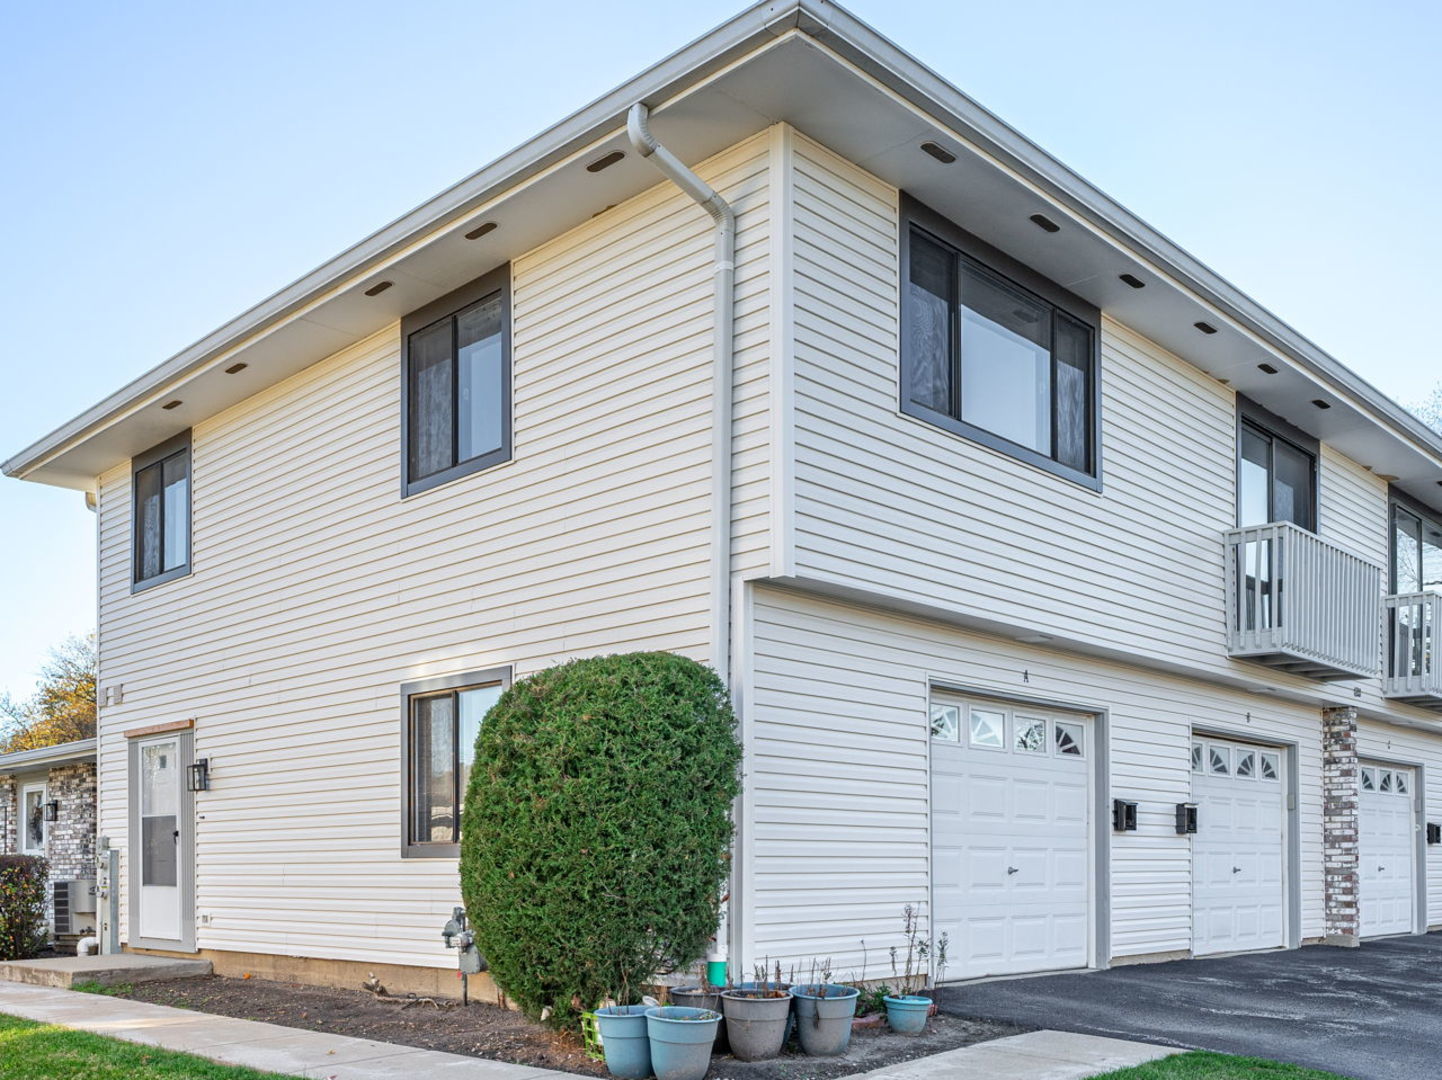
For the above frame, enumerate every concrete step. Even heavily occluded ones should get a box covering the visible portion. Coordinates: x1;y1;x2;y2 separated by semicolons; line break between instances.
0;953;211;988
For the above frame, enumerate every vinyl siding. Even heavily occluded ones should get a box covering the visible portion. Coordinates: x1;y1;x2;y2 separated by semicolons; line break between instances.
745;584;1329;976
94;132;774;968
784;135;1400;697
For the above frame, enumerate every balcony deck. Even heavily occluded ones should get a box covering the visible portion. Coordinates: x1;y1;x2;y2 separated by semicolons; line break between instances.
1224;522;1382;681
1384;591;1442;710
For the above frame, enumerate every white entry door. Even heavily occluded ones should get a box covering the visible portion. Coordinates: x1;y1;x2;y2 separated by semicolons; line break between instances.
1359;763;1416;937
132;734;189;946
931;696;1092;980
1191;736;1286;955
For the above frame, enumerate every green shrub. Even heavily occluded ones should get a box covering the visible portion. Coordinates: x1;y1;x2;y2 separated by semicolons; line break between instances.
460;652;742;1030
0;855;49;960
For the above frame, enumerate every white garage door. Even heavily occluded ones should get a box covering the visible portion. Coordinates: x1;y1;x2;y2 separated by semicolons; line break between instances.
1359;763;1416;938
1191;736;1286;955
931;697;1092;980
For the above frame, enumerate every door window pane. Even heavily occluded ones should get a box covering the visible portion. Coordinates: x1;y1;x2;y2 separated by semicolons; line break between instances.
1210;747;1230;775
1054;721;1084;757
1259;752;1280;781
140;742;179;887
408;320;454;481
968;709;1005;749
1235;750;1256;778
1016;717;1048;753
1191;743;1204;773
1273;441;1315;530
22;789;44;852
456;296;505;463
906;232;954;414
1239;427;1271;528
929;703;960;742
959;262;1052;454
1361;766;1377;791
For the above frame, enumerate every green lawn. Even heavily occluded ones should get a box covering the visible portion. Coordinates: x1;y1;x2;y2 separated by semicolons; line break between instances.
1093;1050;1352;1079
0;1013;302;1080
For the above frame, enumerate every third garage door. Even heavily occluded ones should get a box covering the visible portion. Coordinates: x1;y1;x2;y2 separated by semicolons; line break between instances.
1359;763;1416;937
1191;736;1286;955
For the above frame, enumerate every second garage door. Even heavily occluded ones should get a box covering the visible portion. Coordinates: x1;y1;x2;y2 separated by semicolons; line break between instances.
1191;736;1287;956
1359;763;1417;938
931;696;1093;980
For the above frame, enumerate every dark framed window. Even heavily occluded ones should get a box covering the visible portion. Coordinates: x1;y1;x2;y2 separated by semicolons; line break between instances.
1236;398;1317;530
132;431;192;591
900;195;1102;489
1390;493;1442;594
401;264;512;497
399;667;509;857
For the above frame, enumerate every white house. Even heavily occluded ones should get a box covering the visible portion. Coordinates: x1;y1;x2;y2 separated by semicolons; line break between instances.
6;0;1441;998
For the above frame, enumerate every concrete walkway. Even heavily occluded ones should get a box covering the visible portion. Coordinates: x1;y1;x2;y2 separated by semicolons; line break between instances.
0;980;1175;1080
0;952;211;988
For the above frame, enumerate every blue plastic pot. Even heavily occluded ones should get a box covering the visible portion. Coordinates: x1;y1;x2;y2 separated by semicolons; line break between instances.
645;1007;722;1080
791;984;860;1056
595;1005;653;1079
883;994;931;1034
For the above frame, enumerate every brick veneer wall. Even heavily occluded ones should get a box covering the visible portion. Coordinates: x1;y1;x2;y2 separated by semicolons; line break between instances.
47;762;97;881
1322;705;1361;946
0;779;15;855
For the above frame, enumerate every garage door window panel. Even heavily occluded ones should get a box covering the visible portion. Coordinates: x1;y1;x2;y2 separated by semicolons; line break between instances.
969;709;1005;749
930;704;960;742
1016;717;1048;753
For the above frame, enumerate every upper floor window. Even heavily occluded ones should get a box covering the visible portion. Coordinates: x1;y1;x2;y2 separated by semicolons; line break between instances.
900;196;1101;489
400;667;509;857
1237;400;1316;531
132;431;191;591
1392;497;1442;594
401;265;512;497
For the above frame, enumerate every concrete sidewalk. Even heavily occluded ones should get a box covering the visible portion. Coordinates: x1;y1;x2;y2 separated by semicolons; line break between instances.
0;979;1174;1080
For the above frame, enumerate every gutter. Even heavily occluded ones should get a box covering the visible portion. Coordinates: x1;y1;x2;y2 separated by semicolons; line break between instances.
626;102;736;982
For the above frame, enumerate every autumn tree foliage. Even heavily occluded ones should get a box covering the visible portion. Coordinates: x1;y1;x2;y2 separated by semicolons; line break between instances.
0;635;97;752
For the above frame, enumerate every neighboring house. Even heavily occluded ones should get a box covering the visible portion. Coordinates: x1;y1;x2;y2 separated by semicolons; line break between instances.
5;0;1442;998
0;739;99;945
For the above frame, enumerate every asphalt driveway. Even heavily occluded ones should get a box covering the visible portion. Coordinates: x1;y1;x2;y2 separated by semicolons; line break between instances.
937;933;1442;1080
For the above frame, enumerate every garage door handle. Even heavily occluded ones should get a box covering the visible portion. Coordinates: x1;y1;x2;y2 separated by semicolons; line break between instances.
1232;866;1242;874
1007;866;1019;875
1378;866;1385;872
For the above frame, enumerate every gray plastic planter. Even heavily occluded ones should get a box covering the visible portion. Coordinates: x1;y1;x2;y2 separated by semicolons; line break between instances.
645;1006;721;1080
790;983;860;1056
594;1005;652;1079
670;986;729;1054
720;989;793;1061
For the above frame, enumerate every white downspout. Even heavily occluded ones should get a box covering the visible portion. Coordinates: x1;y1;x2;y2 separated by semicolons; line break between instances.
626;102;736;982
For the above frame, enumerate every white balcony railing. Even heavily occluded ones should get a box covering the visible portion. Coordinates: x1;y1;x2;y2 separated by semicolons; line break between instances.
1224;522;1382;680
1384;591;1442;708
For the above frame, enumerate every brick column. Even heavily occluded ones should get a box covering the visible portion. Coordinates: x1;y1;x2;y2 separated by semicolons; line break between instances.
1322;706;1361;946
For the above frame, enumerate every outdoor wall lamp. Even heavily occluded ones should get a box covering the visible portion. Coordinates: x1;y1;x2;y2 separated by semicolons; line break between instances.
43;800;59;822
186;759;210;793
1111;799;1138;832
1175;803;1199;835
1428;823;1441;846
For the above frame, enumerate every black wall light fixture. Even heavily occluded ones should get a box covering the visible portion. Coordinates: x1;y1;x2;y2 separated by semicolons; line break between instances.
1112;799;1138;832
1175;803;1199;835
43;800;60;823
187;759;211;793
1428;822;1441;846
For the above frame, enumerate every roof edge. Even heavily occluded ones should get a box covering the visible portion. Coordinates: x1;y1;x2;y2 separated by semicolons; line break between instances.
0;737;98;773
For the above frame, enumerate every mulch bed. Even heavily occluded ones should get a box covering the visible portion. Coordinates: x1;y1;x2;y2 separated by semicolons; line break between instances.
120;975;1026;1079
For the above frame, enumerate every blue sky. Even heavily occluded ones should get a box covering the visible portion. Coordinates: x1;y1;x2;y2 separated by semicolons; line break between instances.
1;0;1439;702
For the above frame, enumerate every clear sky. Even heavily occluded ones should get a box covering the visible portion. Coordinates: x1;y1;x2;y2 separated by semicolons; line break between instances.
1;0;1439;702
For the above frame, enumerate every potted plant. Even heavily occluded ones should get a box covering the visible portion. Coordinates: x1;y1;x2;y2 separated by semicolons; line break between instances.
594;1004;653;1079
881;905;949;1035
791;960;860;1057
721;965;794;1061
644;1006;722;1080
670;982;729;1053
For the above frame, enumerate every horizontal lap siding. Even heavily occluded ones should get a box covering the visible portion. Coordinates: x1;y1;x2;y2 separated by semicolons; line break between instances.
95;133;773;968
1355;720;1442;927
1320;445;1388;565
788;136;1376;687
747;585;1326;975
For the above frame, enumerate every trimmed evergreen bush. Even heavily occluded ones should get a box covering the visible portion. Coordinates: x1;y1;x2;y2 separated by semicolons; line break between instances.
460;652;742;1030
0;855;49;961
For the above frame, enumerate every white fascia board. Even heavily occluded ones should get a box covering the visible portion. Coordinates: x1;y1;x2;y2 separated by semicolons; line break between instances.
0;737;98;773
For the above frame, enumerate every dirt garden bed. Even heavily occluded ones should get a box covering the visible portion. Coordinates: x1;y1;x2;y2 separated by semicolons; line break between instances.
113;974;1025;1079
